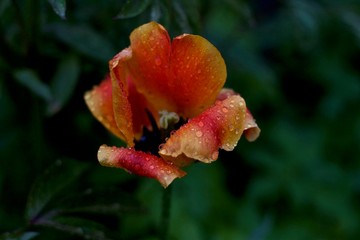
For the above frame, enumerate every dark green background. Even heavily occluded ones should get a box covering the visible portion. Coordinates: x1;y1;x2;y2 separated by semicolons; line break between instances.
1;0;360;239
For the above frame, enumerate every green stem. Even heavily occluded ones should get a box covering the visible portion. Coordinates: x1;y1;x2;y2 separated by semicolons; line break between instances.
160;184;173;240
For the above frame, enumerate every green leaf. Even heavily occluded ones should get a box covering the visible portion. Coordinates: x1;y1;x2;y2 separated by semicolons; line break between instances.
0;231;38;240
47;55;80;115
172;0;191;32
25;159;88;222
59;188;144;215
14;69;52;102
45;23;115;61
115;0;151;19
47;0;66;19
36;217;111;240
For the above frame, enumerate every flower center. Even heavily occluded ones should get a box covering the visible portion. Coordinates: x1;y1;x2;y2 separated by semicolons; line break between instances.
134;110;185;156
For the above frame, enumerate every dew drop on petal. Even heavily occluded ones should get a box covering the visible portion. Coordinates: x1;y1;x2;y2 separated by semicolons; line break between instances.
158;143;165;150
211;151;218;160
198;121;204;127
229;125;234;131
222;107;228;113
196;131;203;137
155;58;161;66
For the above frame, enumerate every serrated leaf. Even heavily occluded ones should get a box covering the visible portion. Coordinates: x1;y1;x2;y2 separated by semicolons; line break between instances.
45;23;115;61
47;55;80;115
47;0;66;19
36;217;111;240
25;159;88;221
115;0;151;19
14;69;52;102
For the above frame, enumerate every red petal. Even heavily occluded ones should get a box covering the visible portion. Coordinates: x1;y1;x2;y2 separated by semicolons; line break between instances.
98;145;186;188
127;22;226;118
159;94;248;165
84;76;125;140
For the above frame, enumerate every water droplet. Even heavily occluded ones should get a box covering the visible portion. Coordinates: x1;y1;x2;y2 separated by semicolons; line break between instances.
158;143;165;150
216;116;221;120
222;107;228;113
235;129;240;135
150;165;154;170
229;104;234;108
196;131;203;137
235;115;240;120
197;70;202;74
229;125;234;131
211;152;218;160
198;121;204;127
155;58;161;66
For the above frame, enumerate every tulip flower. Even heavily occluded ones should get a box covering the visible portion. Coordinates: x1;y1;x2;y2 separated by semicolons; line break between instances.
85;22;260;188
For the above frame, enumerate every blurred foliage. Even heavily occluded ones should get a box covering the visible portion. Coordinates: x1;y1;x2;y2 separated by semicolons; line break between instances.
1;0;360;239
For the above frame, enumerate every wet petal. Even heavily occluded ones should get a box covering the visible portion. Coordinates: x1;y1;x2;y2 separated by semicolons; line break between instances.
110;48;157;146
84;76;125;140
98;145;186;188
159;95;247;165
109;49;134;145
218;88;260;142
244;110;261;142
127;22;226;118
170;34;226;117
127;22;174;113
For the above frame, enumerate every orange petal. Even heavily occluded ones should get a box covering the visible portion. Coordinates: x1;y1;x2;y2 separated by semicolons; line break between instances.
109;48;134;146
127;22;174;113
170;34;226;117
110;48;157;146
127;22;226;118
159;95;247;165
98;145;186;188
84;76;125;140
218;88;260;142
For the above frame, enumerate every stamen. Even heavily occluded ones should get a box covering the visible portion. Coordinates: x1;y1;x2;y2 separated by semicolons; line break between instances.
159;110;180;129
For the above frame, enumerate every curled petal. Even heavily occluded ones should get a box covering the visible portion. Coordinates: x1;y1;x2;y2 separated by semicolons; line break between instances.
127;22;226;118
109;49;134;145
98;145;186;188
110;48;157;146
217;88;260;142
244;110;261;142
84;77;125;140
159;95;247;165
